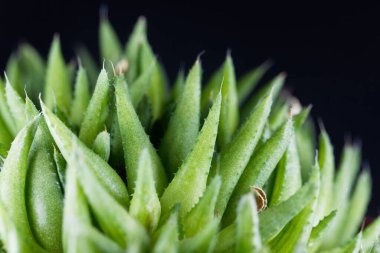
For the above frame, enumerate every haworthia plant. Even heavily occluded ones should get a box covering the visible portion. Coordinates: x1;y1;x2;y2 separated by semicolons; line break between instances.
0;14;377;253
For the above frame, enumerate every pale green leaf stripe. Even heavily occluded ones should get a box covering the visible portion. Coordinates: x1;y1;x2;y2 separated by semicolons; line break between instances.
0;203;48;253
129;59;155;107
160;93;221;219
159;59;201;174
235;194;262;253
125;16;147;83
63;158;123;253
338;170;371;244
223;118;293;225
241;72;285;121
270;134;302;207
79;68;110;146
152;211;179;253
213;91;273;219
40;99;129;206
179;219;219;253
5;75;27;131
99;17;122;62
0;78;16;137
183;176;222;237
70;65;90;126
43;36;71;114
130;149;161;232
17;43;46;101
218;54;239;147
0;116;40;239
237;60;271;104
92;130;111;161
315;130;335;221
268;162;320;253
214;179;317;252
308;210;337;252
114;76;167;194
73;147;148;250
259;177;318;242
26;122;63;253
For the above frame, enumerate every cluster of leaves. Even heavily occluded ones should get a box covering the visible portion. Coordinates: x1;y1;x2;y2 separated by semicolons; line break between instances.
0;15;379;253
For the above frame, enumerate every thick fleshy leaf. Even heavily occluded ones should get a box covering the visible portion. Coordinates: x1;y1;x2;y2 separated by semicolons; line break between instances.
54;147;66;189
296;118;316;181
308;210;337;252
223;118;293;225
218;54;239;147
72;147;148;249
241;73;285;121
179;219;219;253
268;161;320;253
213;91;273;220
235;194;262;253
125;16;147;83
79;68;110;146
237;60;272;104
114;76;167;194
92;130;110;161
152;211;179;253
0;116;40;239
26;122;64;253
43;36;71;114
159;59;201;174
130;149;161;232
71;65;90;126
76;47;99;87
41;99;129;206
0;78;15;137
129;59;155;107
361;217;380;252
5;75;27;131
183;176;221;237
160;93;221;220
99;17;122;63
5;53;23;95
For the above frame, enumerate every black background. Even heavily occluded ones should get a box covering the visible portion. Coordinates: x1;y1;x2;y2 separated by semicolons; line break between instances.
0;1;379;215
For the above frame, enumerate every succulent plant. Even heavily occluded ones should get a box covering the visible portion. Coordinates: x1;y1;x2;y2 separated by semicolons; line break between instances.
0;14;378;253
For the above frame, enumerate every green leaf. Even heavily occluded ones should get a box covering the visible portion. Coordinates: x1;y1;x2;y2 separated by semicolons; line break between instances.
40;99;130;206
269;134;302;207
139;39;167;122
5;75;27;131
308;210;337;252
218;54;239;147
0;116;40;239
201;65;222;114
125;16;147;82
70;65;90;126
26;122;64;253
237;60;271;104
0;78;16;137
129;59;155;107
92;130;111;161
79;68;110;146
235;194;262;253
259;176;318;242
213;91;273;220
241;72;285;121
114;76;167;194
152;210;179;253
170;68;185;103
268;161;320;253
43;36;71;115
159;59;201;174
179;219;219;253
223;118;294;226
5;53;23;95
72;147;148;249
54;147;66;189
160;92;221;220
99;17;122;63
76;47;99;87
296;118;316;182
361;217;380;252
183;176;221;237
315;129;335;221
130;149;161;232
338;170;372;244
